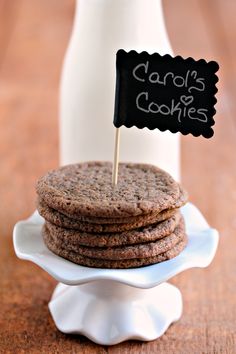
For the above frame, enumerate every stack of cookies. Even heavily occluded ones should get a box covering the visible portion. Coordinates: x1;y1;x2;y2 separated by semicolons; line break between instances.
36;162;188;269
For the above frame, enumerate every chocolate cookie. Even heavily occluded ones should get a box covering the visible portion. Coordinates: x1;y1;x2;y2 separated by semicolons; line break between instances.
43;230;188;269
38;201;179;233
38;186;187;224
44;212;181;248
44;217;185;260
36;162;183;218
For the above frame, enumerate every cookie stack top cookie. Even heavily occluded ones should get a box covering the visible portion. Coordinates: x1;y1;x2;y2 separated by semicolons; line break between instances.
36;161;187;219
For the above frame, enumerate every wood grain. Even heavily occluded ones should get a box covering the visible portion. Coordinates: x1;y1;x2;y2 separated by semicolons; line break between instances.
0;0;235;352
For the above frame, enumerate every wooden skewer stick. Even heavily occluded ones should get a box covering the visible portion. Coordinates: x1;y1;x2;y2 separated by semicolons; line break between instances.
112;127;120;186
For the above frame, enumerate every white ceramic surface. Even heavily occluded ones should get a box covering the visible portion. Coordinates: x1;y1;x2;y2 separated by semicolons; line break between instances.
13;203;219;345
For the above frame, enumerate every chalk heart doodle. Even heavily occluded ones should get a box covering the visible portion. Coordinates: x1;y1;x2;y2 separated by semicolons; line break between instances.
180;95;194;106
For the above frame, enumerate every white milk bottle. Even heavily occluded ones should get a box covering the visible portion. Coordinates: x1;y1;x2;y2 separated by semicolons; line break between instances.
60;0;180;181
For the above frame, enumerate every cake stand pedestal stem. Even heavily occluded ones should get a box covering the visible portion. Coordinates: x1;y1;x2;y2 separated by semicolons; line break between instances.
48;280;183;345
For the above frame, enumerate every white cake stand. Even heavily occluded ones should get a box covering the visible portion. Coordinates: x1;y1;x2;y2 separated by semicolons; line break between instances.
13;203;219;345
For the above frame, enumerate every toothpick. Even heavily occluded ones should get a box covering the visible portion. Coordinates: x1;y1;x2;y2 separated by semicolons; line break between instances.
112;127;120;186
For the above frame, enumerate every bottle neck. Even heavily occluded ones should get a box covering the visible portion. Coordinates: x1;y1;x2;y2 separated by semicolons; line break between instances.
72;0;172;54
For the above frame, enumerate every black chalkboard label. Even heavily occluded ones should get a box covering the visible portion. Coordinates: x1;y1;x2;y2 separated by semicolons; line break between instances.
113;50;219;138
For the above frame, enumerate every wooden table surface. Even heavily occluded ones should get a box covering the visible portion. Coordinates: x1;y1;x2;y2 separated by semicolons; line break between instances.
0;1;235;353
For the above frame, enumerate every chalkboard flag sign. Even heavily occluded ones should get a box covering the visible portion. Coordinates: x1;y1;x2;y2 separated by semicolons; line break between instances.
111;49;219;185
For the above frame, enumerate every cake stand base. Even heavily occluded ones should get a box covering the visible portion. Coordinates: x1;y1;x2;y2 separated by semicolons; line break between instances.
49;280;182;345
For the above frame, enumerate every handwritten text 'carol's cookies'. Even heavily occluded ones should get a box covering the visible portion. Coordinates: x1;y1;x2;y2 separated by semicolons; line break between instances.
114;50;219;138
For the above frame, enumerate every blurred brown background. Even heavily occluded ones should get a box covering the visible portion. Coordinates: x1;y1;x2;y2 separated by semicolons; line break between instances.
0;0;235;353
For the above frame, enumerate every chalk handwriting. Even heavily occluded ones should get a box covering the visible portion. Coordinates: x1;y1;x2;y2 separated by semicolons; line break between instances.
133;61;207;123
132;61;206;93
136;92;208;123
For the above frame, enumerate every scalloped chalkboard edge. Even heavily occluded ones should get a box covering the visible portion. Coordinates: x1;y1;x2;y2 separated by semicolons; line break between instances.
116;49;219;73
114;122;214;139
